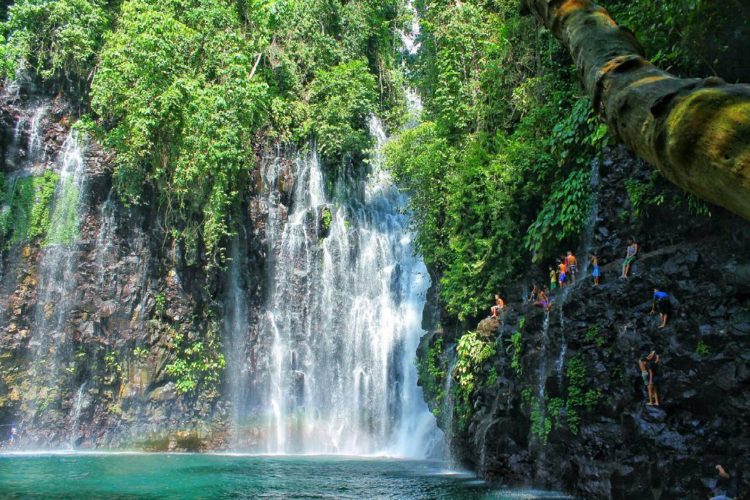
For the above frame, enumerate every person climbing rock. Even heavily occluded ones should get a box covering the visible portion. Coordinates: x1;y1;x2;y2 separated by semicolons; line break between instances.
549;266;558;291
490;294;505;318
590;253;600;286
621;238;639;278
558;260;567;288
709;464;737;500
646;351;661;406
650;287;672;328
566;251;577;283
528;284;540;303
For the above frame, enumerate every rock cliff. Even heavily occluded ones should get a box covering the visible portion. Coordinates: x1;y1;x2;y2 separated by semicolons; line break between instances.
419;145;750;499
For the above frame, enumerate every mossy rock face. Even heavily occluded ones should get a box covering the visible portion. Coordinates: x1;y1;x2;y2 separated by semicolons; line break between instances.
174;431;204;452
140;434;170;452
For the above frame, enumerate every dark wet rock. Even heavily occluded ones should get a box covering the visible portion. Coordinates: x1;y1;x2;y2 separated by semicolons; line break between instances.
419;146;750;499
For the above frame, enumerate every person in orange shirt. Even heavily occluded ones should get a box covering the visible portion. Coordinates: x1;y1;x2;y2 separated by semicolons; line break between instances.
558;260;567;288
566;251;578;283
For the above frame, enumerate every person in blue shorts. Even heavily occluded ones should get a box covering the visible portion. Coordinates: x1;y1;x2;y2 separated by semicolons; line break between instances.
590;253;600;286
558;260;567;288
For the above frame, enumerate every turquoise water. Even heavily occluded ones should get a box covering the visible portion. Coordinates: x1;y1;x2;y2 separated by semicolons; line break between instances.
0;453;572;499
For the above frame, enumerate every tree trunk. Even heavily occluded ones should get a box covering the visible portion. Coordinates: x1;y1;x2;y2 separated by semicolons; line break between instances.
520;0;750;221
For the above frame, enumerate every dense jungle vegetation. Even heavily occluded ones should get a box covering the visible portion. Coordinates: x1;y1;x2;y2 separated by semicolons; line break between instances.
1;0;748;318
386;0;750;320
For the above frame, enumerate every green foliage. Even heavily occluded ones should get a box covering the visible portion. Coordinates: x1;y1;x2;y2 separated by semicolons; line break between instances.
696;340;710;357
584;324;605;348
306;60;377;160
82;0;398;265
0;0;112;83
165;325;226;395
525;168;592;262
321;207;332;232
387;2;611;317
604;0;746;80
625;172;663;220
90;0;269;263
0;171;59;246
45;171;82;247
564;354;601;435
506;316;525;376
530;399;552;443
454;330;495;428
416;337;447;418
133;346;149;361
154;293;166;316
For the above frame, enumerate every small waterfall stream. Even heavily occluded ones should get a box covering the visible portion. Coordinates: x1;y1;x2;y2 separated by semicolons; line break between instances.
555;158;601;382
69;382;87;448
24;131;87;439
224;236;250;447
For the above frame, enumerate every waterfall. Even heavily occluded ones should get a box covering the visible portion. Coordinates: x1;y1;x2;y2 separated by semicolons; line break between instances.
442;349;458;464
96;189;118;288
398;0;421;56
555;158;601;381
224;236;250;447
537;313;551;402
252;120;440;456
69;382;87;449
23;131;87;440
27;106;47;162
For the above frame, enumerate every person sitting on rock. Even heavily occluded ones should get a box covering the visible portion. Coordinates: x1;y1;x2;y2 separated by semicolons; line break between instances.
558;260;567;288
646;351;661;406
534;288;552;311
490;294;505;318
621;238;639;278
709;464;736;500
650;287;672;328
566;251;578;282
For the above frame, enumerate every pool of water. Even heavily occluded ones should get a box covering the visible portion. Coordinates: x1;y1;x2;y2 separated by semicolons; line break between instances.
0;453;572;499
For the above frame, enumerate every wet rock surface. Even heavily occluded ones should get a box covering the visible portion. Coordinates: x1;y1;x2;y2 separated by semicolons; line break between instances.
0;89;269;450
420;146;750;499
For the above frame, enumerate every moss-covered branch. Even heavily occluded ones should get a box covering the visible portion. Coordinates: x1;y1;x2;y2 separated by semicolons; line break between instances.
521;0;750;221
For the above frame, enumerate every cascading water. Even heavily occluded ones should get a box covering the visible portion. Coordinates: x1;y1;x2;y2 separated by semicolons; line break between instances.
252;119;441;456
95;189;118;288
224;236;251;447
22;131;87;443
555;159;601;381
68;382;87;449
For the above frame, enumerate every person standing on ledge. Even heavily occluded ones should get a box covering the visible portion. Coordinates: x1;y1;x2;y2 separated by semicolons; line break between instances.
650;287;672;328
549;266;558;292
621;238;639;278
558;259;567;288
566;251;578;283
646;351;661;406
590;253;600;286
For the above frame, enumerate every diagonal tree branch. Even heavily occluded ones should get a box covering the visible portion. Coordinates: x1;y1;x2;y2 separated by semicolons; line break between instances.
521;0;750;221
